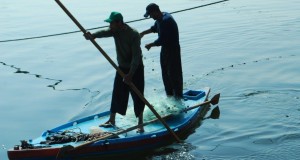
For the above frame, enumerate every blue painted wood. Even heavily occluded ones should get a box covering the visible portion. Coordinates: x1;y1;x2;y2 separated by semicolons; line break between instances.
7;87;210;160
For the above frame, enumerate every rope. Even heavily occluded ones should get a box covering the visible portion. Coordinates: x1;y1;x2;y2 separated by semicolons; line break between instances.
0;0;228;43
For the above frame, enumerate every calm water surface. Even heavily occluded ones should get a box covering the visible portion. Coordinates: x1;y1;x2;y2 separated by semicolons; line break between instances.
1;0;299;159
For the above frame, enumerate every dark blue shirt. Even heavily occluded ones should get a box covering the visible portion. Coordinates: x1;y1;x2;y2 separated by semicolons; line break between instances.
151;12;179;47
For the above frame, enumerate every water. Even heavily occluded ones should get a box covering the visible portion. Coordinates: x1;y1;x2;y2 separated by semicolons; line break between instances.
1;0;300;159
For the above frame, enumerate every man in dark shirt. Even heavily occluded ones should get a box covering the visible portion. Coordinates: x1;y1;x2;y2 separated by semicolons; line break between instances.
84;12;145;132
140;3;183;99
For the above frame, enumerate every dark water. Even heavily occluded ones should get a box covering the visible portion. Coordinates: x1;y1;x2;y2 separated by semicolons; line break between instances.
1;0;299;159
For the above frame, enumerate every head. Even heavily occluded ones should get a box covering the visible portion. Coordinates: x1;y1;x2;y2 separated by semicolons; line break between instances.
144;3;161;20
104;11;124;32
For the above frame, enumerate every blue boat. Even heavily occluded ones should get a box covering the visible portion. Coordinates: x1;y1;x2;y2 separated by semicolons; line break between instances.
8;87;219;160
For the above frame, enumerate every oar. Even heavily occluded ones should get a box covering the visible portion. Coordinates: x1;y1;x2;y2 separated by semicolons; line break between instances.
183;93;220;112
182;93;220;120
54;0;181;143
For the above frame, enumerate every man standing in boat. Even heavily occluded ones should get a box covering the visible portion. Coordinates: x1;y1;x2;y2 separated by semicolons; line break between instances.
140;3;183;99
84;12;145;133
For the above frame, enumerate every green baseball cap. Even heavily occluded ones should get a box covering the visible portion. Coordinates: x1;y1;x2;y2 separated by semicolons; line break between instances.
104;11;123;23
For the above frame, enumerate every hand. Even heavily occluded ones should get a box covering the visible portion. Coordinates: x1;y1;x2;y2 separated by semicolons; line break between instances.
83;32;94;40
139;32;145;39
123;73;133;85
145;43;152;51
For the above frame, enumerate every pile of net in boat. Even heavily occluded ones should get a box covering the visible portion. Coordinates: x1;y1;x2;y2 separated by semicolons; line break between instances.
40;130;119;145
40;130;90;145
18;129;119;149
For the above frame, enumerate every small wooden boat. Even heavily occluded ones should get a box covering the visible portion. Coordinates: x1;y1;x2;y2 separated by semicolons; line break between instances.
7;87;219;160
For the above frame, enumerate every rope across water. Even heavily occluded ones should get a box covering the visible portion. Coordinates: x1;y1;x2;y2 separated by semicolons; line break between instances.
0;0;229;43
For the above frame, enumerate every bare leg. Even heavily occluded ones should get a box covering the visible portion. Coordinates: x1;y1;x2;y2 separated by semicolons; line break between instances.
99;113;116;127
107;113;116;125
137;113;144;133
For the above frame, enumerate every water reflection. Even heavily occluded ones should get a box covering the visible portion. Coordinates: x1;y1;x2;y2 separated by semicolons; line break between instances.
149;142;197;160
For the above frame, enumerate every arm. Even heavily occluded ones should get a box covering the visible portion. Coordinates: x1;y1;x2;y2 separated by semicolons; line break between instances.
151;13;178;48
153;18;174;46
84;29;113;40
145;42;156;51
140;28;152;38
143;24;159;50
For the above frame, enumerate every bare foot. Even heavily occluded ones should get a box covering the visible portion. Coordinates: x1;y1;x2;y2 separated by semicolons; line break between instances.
99;120;115;128
136;127;145;133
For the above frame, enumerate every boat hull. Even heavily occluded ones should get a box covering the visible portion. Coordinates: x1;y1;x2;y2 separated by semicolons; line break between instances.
8;87;211;160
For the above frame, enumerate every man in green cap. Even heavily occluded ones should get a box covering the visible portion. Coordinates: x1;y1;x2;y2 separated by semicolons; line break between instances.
84;11;145;133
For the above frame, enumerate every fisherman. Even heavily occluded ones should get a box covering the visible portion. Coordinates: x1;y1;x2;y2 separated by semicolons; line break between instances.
140;3;183;99
84;11;145;133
